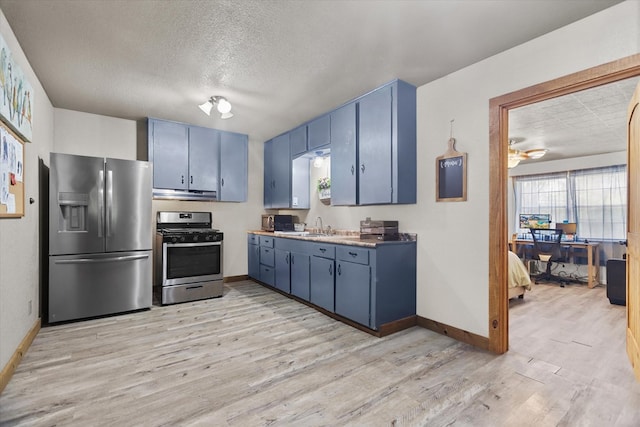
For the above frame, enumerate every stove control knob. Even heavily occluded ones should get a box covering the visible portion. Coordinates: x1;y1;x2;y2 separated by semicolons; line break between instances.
180;236;186;242
194;235;199;242
171;237;178;243
205;235;212;241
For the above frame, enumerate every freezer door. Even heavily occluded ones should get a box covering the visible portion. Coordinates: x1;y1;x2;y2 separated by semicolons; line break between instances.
105;158;152;252
48;251;152;323
49;153;105;255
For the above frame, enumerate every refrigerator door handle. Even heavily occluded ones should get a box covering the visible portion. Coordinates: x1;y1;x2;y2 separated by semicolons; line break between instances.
98;169;105;237
106;169;113;237
53;254;150;264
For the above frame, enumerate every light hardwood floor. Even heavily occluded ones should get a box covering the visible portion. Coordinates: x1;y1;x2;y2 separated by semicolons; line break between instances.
1;280;639;426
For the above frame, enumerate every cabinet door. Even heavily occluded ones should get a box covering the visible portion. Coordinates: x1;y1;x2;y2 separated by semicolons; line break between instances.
359;86;392;204
308;114;331;150
335;261;371;327
188;126;219;192
275;249;291;293
220;132;248;201
248;243;260;279
271;134;291;208
290;126;308;157
290;252;310;301
330;103;357;205
264;140;274;208
151;119;189;190
310;256;335;312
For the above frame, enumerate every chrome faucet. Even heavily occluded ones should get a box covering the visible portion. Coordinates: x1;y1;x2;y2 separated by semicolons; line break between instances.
315;216;323;234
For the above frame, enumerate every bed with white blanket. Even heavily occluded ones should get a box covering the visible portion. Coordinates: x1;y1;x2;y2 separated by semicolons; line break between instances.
508;250;532;299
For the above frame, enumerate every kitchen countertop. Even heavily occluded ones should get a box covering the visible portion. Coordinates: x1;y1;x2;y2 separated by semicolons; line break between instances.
248;230;416;248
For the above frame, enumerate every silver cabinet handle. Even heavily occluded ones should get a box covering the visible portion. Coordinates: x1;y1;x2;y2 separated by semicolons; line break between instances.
329;264;333;275
338;264;341;275
361;164;366;173
351;165;354;175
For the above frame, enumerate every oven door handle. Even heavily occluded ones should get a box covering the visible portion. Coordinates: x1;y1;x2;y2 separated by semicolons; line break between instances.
164;241;222;248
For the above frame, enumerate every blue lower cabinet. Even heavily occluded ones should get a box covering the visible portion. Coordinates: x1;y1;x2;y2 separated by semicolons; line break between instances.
335;260;371;327
290;252;310;301
260;265;275;286
274;248;291;293
248;242;260;280
247;233;416;333
310;256;335;312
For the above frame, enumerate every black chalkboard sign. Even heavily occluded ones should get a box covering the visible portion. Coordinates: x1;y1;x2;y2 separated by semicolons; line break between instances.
436;138;467;202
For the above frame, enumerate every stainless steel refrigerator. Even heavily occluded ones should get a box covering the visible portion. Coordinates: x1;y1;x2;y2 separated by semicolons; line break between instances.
48;153;152;323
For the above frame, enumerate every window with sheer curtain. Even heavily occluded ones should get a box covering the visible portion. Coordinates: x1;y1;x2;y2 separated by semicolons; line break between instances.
513;165;627;240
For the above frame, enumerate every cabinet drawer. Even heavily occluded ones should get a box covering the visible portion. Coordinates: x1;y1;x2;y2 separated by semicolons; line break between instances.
311;243;335;259
336;246;370;265
248;234;259;245
260;265;275;286
259;235;274;248
260;246;275;267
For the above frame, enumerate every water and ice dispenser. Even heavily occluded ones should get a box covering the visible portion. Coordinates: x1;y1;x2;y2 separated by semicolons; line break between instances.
56;192;89;232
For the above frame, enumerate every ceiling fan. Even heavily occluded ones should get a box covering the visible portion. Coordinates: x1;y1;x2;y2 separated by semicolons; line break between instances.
508;139;547;168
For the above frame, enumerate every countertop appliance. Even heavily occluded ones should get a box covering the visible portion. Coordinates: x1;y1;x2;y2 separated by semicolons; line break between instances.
155;211;224;304
48;153;152;323
261;214;295;231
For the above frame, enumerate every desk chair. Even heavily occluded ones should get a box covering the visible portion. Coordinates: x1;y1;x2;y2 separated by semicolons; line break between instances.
530;228;569;287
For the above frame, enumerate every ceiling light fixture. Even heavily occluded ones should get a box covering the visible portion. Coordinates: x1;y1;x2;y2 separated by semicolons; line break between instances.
525;148;548;159
313;151;324;168
507;139;548;168
198;96;234;119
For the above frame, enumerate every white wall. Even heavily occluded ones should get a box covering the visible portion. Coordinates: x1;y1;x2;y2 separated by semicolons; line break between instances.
0;11;54;370
417;1;639;336
53;109;137;159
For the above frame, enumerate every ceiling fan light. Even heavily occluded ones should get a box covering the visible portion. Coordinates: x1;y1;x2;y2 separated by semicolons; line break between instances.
525;148;547;159
508;157;521;168
220;111;234;119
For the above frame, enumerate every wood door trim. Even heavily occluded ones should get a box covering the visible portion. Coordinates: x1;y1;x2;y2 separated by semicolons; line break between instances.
488;53;640;354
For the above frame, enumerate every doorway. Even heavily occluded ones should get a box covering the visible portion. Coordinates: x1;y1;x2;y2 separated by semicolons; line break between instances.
488;53;640;354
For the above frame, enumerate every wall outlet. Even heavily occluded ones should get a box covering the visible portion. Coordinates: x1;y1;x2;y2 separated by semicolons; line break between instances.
28;300;32;315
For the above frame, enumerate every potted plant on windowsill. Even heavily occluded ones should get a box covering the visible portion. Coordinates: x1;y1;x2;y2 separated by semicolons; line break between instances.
317;177;331;202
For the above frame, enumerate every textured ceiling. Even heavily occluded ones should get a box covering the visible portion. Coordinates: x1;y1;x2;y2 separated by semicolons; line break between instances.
509;76;640;165
0;0;626;151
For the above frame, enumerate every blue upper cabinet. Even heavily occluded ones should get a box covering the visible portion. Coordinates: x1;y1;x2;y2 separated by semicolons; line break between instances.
290;125;308;157
219;131;248;202
330;102;357;206
188;126;220;192
308;114;331;150
262;79;415;208
358;80;416;205
264;133;291;208
150;119;190;190
148;118;248;201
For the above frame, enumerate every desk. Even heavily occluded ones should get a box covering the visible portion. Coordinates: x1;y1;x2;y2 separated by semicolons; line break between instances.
510;239;600;288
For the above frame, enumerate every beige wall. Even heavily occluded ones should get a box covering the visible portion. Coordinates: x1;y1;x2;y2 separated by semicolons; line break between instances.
2;1;639;373
0;11;54;370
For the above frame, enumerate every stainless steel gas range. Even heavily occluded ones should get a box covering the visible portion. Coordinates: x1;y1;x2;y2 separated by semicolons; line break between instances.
155;211;224;305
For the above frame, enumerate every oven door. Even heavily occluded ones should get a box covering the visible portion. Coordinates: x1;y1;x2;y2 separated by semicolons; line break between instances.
162;241;223;286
